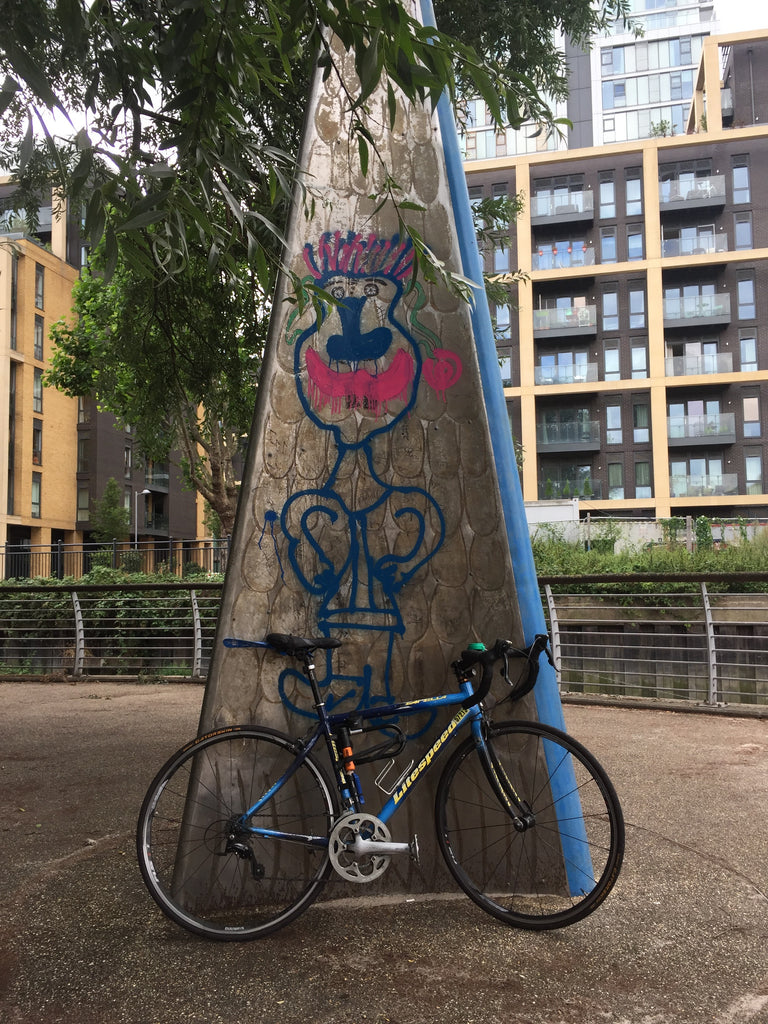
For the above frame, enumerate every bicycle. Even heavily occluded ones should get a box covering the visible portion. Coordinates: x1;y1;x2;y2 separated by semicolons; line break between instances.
137;632;624;941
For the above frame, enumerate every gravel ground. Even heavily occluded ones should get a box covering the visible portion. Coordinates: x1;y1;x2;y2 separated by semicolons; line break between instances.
1;681;767;1024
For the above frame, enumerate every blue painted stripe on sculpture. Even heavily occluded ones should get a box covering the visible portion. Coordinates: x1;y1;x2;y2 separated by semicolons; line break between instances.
419;0;563;730
419;0;592;893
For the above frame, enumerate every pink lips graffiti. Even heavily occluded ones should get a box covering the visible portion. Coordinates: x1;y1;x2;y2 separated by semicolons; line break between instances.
305;345;464;416
305;347;416;416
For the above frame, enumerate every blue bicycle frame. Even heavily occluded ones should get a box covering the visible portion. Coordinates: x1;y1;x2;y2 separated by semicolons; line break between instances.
238;683;481;847
224;637;595;894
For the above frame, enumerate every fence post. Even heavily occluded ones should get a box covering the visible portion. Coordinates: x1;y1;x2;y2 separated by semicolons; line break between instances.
71;591;85;677
190;589;202;678
700;582;719;705
544;584;561;686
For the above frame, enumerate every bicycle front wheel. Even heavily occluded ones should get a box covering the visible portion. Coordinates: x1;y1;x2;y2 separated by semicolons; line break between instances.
436;720;624;930
137;726;337;940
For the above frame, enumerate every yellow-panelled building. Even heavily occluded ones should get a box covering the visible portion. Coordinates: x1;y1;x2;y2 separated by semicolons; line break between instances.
464;29;768;520
0;201;80;556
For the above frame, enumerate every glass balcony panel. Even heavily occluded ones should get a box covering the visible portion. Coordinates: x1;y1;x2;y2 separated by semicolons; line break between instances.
531;189;594;222
662;294;731;326
535;362;598;385
532;246;595;270
664;352;734;376
669;472;738;497
659;175;726;210
666;412;736;440
533;305;597;336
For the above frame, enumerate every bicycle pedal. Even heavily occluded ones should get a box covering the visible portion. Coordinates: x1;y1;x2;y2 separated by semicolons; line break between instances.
409;834;420;865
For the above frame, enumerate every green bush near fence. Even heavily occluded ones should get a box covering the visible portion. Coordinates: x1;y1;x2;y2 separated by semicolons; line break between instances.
532;520;768;592
0;568;224;677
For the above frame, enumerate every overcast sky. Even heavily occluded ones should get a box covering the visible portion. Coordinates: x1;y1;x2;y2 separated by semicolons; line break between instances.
715;0;768;32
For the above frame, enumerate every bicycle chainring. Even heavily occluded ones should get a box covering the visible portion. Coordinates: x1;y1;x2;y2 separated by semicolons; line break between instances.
328;813;391;883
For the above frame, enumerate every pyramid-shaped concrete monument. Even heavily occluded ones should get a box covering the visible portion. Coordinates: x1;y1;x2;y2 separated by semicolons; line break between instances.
198;0;563;886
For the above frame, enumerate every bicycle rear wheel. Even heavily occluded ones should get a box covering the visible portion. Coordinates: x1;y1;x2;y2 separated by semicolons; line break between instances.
137;726;337;940
435;720;624;930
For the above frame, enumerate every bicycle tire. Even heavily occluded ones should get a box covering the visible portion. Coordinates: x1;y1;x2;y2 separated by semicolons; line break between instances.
137;725;337;941
435;720;624;930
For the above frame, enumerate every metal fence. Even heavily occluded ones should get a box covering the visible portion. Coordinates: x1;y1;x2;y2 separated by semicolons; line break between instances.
1;575;767;706
2;538;229;581
541;573;768;707
0;584;222;680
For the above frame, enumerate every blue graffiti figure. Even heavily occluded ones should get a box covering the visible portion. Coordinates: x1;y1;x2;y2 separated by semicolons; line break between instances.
275;231;449;720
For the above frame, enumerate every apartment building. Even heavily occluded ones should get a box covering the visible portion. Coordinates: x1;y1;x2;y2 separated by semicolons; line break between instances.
0;184;198;569
464;28;768;520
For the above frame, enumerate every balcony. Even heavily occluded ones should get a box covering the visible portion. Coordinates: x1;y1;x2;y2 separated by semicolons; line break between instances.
663;294;731;330
659;175;726;213
530;189;594;225
661;232;728;258
669;473;738;497
144;469;170;489
667;412;736;447
533;305;597;339
664;352;734;377
532;247;595;271
537;420;601;452
538;479;603;500
143;512;170;534
535;362;599;386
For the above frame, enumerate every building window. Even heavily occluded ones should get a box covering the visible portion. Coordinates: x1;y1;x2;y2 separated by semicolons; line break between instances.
635;461;652;499
629;286;646;328
631;341;648;379
626;171;642;217
32;419;42;465
743;395;761;437
77;487;90;522
633;404;650;443
493;243;509;273
34;316;44;360
602;289;619;331
627;227;644;261
124;445;133;479
600;227;617;263
745;450;763;495
740;330;758;372
34;264;44;309
606;404;622;444
33;368;43;413
498;352;512;386
604;342;620;381
732;157;750;204
10;252;18;350
737;275;756;320
77;437;89;473
608;463;624;500
599;175;616;219
31;472;41;518
77;397;90;423
495;304;511;341
734;212;753;250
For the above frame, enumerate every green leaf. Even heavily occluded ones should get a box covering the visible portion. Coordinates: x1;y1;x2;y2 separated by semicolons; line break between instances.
0;76;19;118
357;134;369;177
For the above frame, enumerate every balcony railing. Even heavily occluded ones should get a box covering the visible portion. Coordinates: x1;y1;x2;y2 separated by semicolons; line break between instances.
659;175;726;211
537;420;601;450
530;189;594;224
535;363;599;385
538;479;603;500
533;305;597;337
145;471;170;489
531;246;595;271
669;473;739;497
661;232;728;258
667;412;736;445
663;294;731;328
664;352;734;376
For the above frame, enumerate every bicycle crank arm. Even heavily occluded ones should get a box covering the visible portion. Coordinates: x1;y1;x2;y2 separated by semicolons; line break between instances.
349;836;416;859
